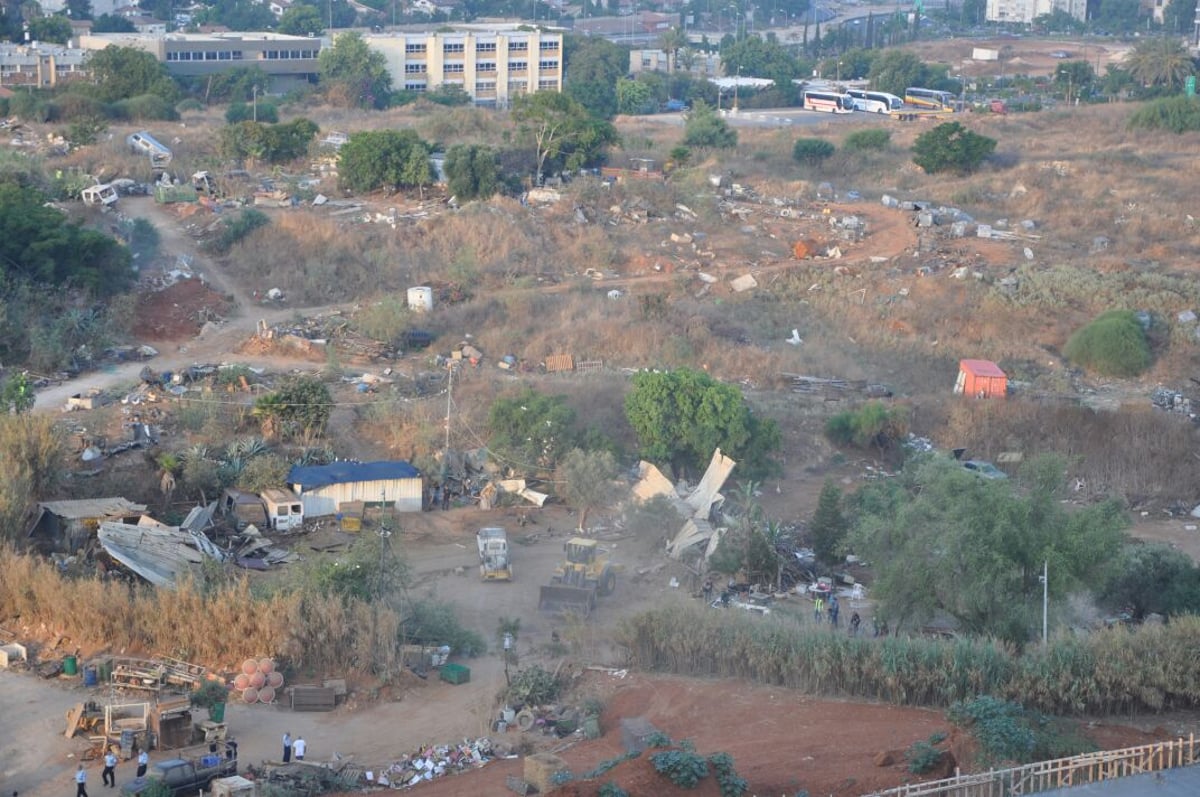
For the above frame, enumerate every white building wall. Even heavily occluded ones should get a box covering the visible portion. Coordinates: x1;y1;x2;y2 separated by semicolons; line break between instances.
292;477;424;516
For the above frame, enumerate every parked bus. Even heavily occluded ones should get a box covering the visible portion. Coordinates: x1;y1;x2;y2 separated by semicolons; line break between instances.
801;90;854;114
904;87;956;110
846;89;904;114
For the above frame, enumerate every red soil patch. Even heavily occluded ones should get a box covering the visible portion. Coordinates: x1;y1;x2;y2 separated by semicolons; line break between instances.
132;277;231;341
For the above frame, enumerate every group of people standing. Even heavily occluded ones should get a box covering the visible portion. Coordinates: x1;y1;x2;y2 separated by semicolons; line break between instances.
282;732;307;763
74;749;150;797
813;595;867;636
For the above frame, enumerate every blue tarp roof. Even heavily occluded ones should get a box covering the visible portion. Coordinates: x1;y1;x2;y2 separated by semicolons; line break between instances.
288;461;420;490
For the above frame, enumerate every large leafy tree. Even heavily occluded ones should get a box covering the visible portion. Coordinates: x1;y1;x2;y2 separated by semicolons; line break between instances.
912;122;996;175
488;387;577;473
279;4;324;35
220;119;319;165
563;35;626;119
91;13;136;32
616;78;654;115
683;99;736;148
512;92;616;184
444;144;498;201
867;49;932;96
558;448;618;532
1054;60;1095;104
624;368;780;479
720;36;801;83
1162;0;1197;33
319;31;392;109
1101;544;1200;620
84;46;179;103
252;376;332;441
0;182;133;296
1125;37;1194;90
337;129;431;193
27;14;72;43
193;0;277;30
849;455;1128;643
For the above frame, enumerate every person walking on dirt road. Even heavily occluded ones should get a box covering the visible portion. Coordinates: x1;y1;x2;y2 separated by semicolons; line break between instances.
75;764;89;797
136;750;149;778
102;752;117;788
283;732;293;763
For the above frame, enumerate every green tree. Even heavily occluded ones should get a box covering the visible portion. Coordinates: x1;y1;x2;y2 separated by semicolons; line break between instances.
558;447;618;532
1;371;34;414
90;13;136;32
624;368;780;479
488;387;577;472
1101;543;1200;620
1054;60;1095;104
1125;37;1194;90
824;401;909;453
84;46;179;104
682;99;737;149
1162;0;1197;33
202;66;271;103
278;4;324;35
658;26;688;74
65;0;93;19
193;0;277;30
810;479;847;565
444;144;498;201
319;31;392;109
721;36;801;82
616;78;654;115
28;14;72;43
337;129;430;193
0;181;133;296
563;35;626;119
512;92;617;184
792;137;835;165
252;376;332;441
850;454;1128;642
911;122;996;175
867;50;931;96
1063;309;1152;377
226;101;278;123
844;128;891;152
1128;95;1200;132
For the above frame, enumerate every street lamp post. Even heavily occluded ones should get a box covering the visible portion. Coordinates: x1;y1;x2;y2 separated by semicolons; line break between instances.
1039;560;1048;645
252;84;259;122
837;59;842;83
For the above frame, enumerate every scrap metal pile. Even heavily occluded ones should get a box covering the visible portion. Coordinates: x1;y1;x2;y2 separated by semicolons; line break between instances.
355;737;497;789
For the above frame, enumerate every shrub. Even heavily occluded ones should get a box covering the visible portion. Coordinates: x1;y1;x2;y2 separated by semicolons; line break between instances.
947;697;1035;766
598;783;630;797
1062;310;1151;377
1128;96;1200;133
650;749;709;788
844;128;892;152
912;122;996;175
708;752;748;797
683;100;737;148
211;209;270;254
506;664;561;705
226;101;279;124
792;137;836;165
906;739;942;774
824;401;909;451
110;94;179;121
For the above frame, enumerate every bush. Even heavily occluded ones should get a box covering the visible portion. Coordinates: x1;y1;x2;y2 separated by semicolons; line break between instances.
598;783;630;797
1062;310;1151;377
211;209;270;254
792;137;836;165
226;101;279;124
682;100;737;148
650;749;709;788
505;664;561;705
906;739;942;774
1128;96;1200;133
844;128;892;152
824;401;909;451
707;752;748;797
912;122;996;175
947;697;1035;766
110;94;179;121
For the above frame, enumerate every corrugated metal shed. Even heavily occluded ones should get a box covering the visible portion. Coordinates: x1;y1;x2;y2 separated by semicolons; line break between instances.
955;358;1007;399
36;498;147;520
288;461;423;516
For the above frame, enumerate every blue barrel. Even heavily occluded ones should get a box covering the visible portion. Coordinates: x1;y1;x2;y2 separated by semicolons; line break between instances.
83;664;98;687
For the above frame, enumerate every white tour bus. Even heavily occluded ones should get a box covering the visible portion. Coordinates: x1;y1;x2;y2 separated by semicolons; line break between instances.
801;90;854;114
846;89;904;114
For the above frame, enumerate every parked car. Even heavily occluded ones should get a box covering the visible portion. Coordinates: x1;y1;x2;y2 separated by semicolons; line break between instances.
963;460;1007;479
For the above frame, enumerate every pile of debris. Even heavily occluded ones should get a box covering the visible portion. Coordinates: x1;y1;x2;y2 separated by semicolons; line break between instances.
1151;387;1195;419
358;737;498;789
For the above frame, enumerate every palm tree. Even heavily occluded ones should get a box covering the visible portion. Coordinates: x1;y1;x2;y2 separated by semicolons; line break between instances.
659;26;688;74
1126;38;1194;90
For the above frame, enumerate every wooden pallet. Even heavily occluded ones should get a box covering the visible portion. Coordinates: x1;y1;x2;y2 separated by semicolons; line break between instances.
289;686;336;712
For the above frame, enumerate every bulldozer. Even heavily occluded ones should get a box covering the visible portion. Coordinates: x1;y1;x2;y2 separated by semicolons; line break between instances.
538;538;616;617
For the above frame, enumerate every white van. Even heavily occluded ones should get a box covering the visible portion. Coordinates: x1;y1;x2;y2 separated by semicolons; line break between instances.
126;131;173;169
261;489;305;531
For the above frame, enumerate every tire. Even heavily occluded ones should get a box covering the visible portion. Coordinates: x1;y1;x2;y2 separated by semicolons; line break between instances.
599;568;616;596
876;108;884;114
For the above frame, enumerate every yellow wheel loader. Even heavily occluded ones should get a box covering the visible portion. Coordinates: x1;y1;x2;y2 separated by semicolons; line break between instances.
537;538;616;617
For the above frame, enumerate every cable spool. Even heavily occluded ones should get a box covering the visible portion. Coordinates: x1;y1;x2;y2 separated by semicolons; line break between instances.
257;685;275;704
515;710;536;731
241;686;258;703
249;671;266;689
267;671;284;688
257;657;275;674
233;673;250;690
241;659;259;676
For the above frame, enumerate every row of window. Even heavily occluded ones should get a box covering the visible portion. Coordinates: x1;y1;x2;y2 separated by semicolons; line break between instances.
165;49;317;62
402;39;557;56
403;61;559;75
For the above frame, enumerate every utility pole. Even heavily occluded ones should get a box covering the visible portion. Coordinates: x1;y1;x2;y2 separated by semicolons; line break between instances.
371;488;395;676
1040;560;1048;645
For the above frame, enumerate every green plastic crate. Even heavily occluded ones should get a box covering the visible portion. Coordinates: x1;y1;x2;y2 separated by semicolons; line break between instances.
439;663;470;685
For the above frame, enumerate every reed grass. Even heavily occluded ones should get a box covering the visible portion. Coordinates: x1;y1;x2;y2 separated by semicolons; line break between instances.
618;604;1200;716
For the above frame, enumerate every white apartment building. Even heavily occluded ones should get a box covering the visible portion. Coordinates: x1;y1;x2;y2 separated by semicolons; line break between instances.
364;29;563;106
986;0;1087;24
0;43;89;88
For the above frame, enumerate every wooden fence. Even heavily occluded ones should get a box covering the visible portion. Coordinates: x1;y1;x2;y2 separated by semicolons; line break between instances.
865;735;1198;797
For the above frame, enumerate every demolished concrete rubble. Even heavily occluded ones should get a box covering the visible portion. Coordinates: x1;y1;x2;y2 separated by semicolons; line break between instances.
632;449;737;559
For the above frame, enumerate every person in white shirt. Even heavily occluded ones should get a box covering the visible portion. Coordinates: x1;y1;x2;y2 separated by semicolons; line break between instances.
102;752;117;787
75;764;89;797
292;737;307;760
136;750;149;778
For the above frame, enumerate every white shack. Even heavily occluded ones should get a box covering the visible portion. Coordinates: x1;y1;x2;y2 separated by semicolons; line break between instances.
287;461;423;516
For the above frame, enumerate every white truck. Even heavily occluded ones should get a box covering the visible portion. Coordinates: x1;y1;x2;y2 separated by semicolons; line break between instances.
477;527;512;581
